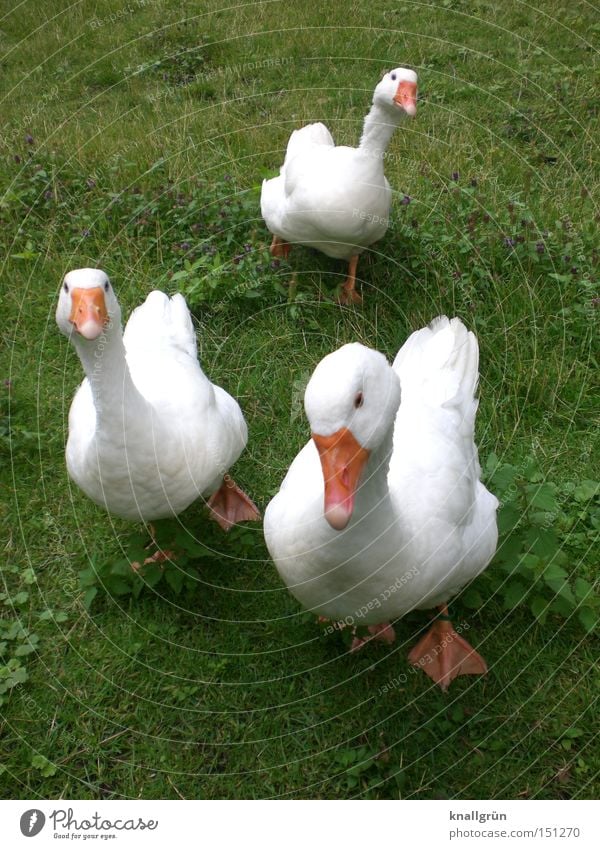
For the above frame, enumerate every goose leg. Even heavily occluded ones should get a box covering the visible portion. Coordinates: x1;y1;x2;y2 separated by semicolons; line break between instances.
270;234;291;259
207;475;261;531
407;604;487;691
337;255;362;304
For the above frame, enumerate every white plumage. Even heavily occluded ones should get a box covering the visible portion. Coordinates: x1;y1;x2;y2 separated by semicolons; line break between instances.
57;269;258;527
261;68;418;302
264;317;498;688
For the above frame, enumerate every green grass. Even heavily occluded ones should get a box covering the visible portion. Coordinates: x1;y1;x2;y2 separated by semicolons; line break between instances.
1;0;599;799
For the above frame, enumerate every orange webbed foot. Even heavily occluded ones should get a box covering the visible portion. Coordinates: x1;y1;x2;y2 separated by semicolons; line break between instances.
408;607;487;691
207;475;261;532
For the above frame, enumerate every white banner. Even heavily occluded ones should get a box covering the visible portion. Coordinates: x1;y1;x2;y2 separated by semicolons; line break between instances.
0;799;598;847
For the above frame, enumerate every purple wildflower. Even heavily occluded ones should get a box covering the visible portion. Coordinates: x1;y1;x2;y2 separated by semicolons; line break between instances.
451;172;459;181
401;195;411;205
25;134;34;145
504;237;516;248
535;242;545;254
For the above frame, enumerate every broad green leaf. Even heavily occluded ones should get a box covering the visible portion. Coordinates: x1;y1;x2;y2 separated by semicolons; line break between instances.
112;559;136;578
78;569;97;588
141;563;163;589
519;553;542;573
543;563;568;583
573;480;599;502
578;607;598;633
494;532;524;566
83;588;97;609
10;592;29;606
503;581;528;609
460;588;483;609
552;596;575;618
526;483;558;513
490;464;518;494
547;579;576;606
14;643;36;657
531;595;548;624
165;568;184;595
3;666;28;689
497;504;521;536
574;578;593;602
31;755;57;777
524;526;558;558
522;457;544;482
107;578;134;596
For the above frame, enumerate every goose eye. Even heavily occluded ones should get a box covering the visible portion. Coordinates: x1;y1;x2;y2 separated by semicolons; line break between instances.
63;282;69;293
391;73;397;81
104;281;109;292
354;392;364;408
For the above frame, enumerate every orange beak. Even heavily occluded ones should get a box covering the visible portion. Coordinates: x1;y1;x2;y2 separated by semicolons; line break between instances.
312;427;370;530
69;287;108;340
393;80;417;117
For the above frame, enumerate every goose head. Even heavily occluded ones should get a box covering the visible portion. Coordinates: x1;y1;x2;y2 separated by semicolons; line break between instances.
373;67;418;118
56;268;119;342
304;343;401;531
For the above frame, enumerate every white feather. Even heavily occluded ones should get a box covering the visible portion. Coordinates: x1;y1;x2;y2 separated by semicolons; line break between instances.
59;274;249;522
260;68;417;261
264;316;498;623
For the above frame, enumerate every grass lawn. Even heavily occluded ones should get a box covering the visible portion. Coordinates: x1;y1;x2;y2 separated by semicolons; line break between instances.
1;0;599;799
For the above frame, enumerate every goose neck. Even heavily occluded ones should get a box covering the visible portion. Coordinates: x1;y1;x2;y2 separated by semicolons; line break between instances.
72;321;145;422
358;103;402;160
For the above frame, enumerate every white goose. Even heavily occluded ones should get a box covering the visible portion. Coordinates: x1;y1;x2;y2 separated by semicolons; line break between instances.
264;317;498;690
260;67;418;304
56;268;260;530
